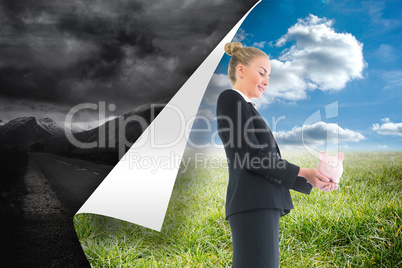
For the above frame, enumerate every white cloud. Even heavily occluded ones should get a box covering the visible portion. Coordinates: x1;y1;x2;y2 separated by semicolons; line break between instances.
274;121;365;150
363;1;402;29
381;118;390;123
195;108;215;122
202;73;233;106
372;118;402;136
382;70;402;89
378;145;388;149
252;41;266;49
374;44;395;62
233;28;252;42
264;14;365;106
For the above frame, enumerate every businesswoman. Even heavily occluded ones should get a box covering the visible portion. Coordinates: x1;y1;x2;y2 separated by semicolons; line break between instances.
216;42;337;267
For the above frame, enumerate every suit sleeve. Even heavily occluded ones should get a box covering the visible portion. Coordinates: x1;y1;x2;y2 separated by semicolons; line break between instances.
292;176;313;195
217;92;301;190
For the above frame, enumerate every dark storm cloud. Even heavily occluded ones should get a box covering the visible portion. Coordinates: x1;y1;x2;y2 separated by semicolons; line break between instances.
0;0;258;118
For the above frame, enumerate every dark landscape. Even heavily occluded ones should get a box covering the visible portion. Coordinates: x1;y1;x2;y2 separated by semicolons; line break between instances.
0;99;168;267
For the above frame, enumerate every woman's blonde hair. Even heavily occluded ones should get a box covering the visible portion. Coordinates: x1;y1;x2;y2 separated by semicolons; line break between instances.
224;42;268;85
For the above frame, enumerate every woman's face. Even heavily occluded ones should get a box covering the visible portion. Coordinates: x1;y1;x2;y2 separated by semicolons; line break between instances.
236;56;271;99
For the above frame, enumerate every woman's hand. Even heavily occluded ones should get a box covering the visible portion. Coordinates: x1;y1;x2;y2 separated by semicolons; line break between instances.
298;168;337;190
319;182;338;192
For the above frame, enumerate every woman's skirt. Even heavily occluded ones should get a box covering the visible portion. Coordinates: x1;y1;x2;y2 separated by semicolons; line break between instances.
228;208;281;268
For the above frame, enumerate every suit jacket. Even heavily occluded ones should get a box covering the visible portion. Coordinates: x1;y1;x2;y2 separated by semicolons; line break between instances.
216;89;312;220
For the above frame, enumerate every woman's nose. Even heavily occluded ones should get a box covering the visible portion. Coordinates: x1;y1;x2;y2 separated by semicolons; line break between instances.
263;76;269;86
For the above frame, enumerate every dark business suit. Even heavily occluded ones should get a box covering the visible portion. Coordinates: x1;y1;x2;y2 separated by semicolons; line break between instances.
216;89;312;267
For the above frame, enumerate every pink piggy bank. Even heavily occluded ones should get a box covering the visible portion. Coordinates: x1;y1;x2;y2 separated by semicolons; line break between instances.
317;151;344;183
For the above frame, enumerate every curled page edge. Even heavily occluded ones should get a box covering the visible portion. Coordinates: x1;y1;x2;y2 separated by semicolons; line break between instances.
75;0;262;232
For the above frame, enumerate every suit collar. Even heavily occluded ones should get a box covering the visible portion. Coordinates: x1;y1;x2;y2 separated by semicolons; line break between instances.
230;88;258;109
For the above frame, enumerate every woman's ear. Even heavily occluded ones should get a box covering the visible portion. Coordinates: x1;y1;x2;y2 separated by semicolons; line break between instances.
236;64;245;79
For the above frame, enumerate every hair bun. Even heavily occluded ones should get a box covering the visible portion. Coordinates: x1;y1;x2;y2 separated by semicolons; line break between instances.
224;42;243;56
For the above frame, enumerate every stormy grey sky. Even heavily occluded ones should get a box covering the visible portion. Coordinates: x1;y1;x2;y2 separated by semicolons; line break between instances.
0;0;257;126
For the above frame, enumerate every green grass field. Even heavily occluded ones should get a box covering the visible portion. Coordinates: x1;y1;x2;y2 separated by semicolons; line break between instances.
74;151;402;267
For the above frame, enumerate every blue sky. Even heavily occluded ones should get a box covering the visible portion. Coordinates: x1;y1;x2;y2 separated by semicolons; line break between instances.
190;0;402;152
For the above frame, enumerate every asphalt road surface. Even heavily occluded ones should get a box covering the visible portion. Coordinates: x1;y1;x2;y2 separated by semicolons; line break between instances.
3;152;113;267
31;152;113;216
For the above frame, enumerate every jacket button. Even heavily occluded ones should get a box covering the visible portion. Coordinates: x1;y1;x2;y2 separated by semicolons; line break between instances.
278;180;282;184
274;179;278;183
